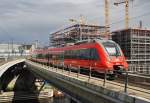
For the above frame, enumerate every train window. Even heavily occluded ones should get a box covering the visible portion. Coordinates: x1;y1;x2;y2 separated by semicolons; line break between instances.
59;52;64;60
70;50;76;59
84;49;91;60
32;54;37;58
37;54;43;59
90;48;99;60
76;50;80;59
77;49;90;60
64;50;70;59
64;48;99;60
79;49;84;59
45;54;49;59
43;54;46;59
49;54;52;59
103;42;121;56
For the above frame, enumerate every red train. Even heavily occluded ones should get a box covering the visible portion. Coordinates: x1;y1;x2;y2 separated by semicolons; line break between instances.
30;39;128;78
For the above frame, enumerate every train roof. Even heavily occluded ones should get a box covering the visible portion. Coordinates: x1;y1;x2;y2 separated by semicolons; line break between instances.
32;39;117;54
74;39;115;45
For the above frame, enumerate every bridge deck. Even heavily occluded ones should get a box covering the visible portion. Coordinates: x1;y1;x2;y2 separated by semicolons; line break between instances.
26;61;150;103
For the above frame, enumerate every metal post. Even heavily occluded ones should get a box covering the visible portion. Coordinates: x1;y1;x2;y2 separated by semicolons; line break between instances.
77;65;80;78
88;67;92;82
43;62;45;67
52;61;54;70
45;62;46;67
103;71;107;87
124;71;128;93
68;64;71;75
62;64;64;73
48;61;50;69
62;51;64;73
56;62;58;72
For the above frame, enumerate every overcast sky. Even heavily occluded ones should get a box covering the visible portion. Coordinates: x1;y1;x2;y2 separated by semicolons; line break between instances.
0;0;150;46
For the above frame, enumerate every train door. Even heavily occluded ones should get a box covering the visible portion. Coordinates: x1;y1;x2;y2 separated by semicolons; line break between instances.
89;48;95;70
46;53;49;66
89;48;99;71
60;51;64;67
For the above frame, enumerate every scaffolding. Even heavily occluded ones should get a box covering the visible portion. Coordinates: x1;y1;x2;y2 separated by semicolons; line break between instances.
112;28;150;74
50;24;109;47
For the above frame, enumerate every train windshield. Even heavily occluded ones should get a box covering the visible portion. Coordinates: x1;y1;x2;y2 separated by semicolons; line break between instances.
102;42;121;56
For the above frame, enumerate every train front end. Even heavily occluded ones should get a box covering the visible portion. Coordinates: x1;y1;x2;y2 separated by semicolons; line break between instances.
100;40;128;75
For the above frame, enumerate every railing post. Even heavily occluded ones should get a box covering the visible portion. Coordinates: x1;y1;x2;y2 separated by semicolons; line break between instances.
56;62;58;72
45;62;46;67
48;61;49;69
88;66;92;82
62;63;64;73
46;62;47;67
103;70;107;87
52;61;54;70
77;65;80;78
69;64;71;75
124;71;128;93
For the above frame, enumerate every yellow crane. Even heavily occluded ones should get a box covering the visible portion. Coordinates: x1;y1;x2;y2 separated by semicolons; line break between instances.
114;0;129;29
105;0;109;35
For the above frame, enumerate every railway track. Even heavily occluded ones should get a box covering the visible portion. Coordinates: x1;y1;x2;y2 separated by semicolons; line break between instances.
81;69;150;90
61;68;150;99
67;67;150;90
115;73;150;90
68;70;150;94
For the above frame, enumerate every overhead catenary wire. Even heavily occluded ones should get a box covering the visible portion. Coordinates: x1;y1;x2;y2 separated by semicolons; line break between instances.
89;0;150;28
110;11;150;26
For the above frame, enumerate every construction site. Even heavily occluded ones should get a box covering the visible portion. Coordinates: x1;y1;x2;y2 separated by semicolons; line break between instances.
49;24;109;47
49;0;150;75
112;28;150;74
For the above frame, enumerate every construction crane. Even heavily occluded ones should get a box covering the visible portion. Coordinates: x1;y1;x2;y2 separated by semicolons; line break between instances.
105;0;109;35
114;0;129;29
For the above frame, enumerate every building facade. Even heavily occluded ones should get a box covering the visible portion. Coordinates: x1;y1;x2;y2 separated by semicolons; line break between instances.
50;24;109;47
0;43;36;59
112;28;150;74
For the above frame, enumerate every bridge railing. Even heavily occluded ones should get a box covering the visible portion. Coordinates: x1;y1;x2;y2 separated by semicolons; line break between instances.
32;61;130;94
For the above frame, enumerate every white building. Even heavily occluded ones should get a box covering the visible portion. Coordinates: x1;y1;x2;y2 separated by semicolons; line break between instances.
0;43;36;59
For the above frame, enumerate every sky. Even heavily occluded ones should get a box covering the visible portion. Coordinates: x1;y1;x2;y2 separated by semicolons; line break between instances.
0;0;150;46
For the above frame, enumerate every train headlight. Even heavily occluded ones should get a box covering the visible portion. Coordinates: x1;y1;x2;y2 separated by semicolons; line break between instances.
107;70;113;74
107;56;111;61
106;61;113;68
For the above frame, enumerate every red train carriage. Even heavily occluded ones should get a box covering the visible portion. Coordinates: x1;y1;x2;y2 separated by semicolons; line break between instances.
31;39;128;77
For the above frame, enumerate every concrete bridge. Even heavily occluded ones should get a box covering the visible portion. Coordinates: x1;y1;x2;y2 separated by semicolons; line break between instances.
0;59;25;91
0;59;150;103
0;59;43;103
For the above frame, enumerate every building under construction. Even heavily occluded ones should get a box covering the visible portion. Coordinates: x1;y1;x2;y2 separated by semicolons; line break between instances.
112;28;150;74
49;24;109;47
